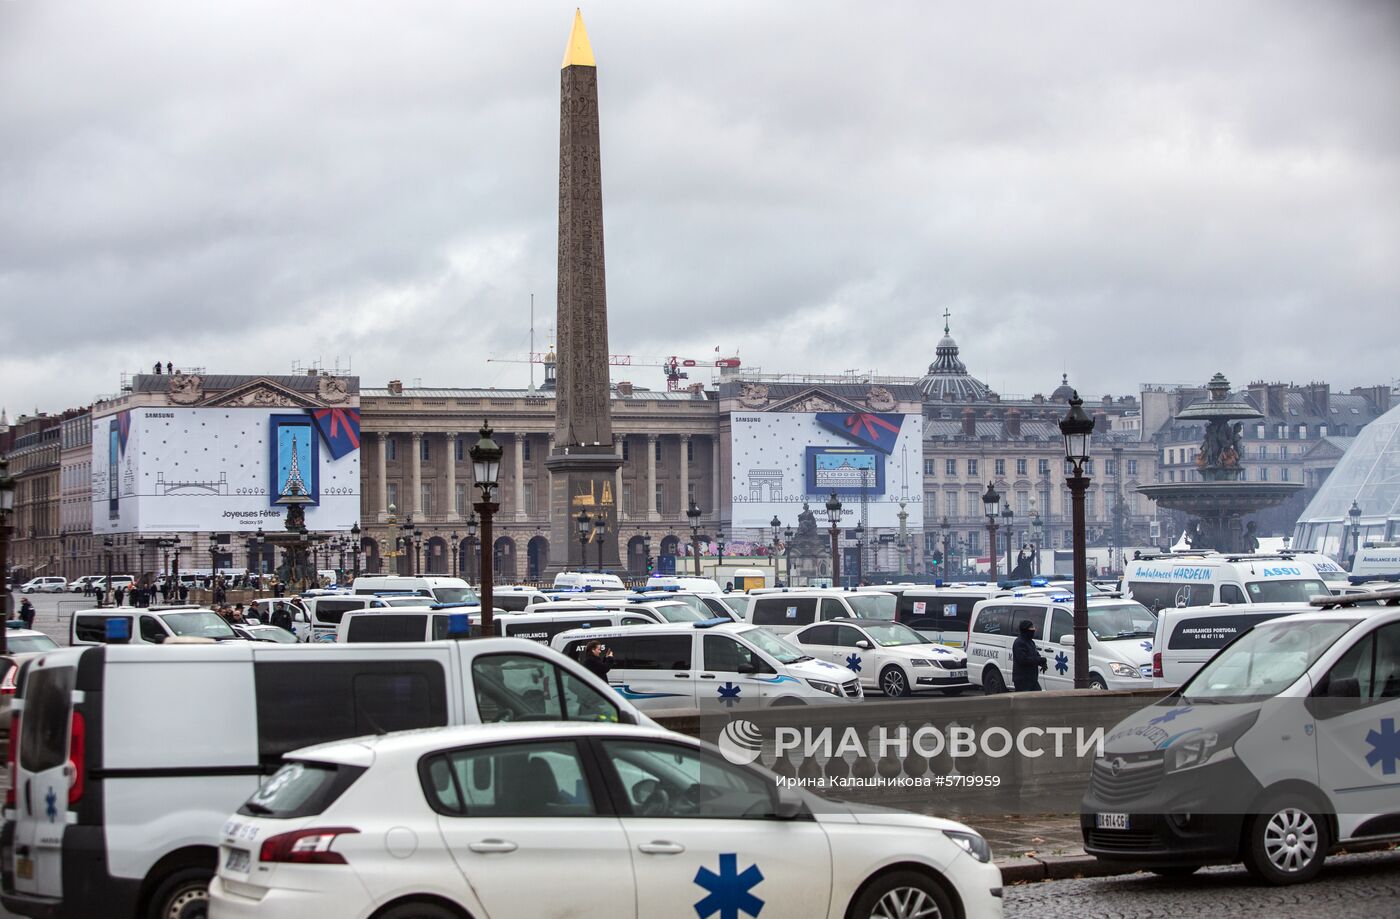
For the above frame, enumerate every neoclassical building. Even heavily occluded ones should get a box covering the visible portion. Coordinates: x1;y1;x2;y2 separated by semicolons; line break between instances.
358;379;722;579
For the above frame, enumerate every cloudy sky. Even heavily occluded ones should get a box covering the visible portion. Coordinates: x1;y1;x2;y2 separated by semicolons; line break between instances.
2;0;1397;416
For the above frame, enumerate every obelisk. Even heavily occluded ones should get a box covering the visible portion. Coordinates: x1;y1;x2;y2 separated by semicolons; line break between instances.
546;9;622;573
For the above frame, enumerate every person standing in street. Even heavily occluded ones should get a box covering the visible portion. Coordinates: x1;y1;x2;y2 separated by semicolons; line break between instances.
1012;618;1047;692
18;598;36;629
581;640;614;682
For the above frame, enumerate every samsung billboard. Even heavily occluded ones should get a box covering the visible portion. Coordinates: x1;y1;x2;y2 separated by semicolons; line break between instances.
730;411;922;529
91;406;361;533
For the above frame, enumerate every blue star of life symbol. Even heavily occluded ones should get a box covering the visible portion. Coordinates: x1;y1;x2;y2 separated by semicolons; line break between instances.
694;852;764;919
1364;717;1400;775
1054;652;1069;675
845;653;862;672
44;787;57;823
1140;640;1153;652
1149;706;1193;726
717;682;743;706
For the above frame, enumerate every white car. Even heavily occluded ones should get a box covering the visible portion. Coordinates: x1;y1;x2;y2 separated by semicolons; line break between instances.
210;723;1003;919
790;618;971;697
19;577;66;594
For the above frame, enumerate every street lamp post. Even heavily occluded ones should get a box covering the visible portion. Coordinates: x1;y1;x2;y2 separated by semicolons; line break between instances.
686;501;702;577
938;517;950;579
593;515;607;573
1030;511;1042;577
770;516;781;584
783;527;793;585
853;522;865;585
0;458;13;644
1348;500;1363;565
350;522;361;579
576;510;591;572
825;492;842;587
897;502;909;577
102;536;114;608
465;514;478;583
982;484;1001;582
450;531;459;577
1001;505;1014;578
1059;392;1096;689
641;533;652;577
468;421;503;638
716;530;726;572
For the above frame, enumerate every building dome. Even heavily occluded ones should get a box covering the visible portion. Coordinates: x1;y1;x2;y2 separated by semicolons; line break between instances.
918;314;992;402
1294;400;1400;556
1050;374;1076;403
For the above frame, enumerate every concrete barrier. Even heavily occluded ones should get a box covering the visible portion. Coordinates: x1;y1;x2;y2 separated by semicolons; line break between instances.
653;687;1171;818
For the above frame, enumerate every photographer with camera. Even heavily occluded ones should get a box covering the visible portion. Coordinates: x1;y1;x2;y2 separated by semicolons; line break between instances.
582;639;614;682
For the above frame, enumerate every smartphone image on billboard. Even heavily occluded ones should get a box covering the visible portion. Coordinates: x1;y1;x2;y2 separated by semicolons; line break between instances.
108;419;120;519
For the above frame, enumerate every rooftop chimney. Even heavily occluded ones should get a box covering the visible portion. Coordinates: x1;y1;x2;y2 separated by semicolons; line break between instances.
388;379;403;395
961;408;977;437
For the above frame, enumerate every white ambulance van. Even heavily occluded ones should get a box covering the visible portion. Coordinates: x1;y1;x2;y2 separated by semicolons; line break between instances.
1123;552;1329;612
0;640;651;919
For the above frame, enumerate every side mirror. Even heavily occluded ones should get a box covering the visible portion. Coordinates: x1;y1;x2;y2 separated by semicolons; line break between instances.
855;640;871;650
1058;634;1075;647
772;786;804;819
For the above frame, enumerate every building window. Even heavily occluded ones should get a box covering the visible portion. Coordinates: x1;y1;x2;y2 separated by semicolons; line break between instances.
1105;459;1117;476
1258;445;1268;459
945;458;957;476
1298;425;1307;439
946;492;959;517
1038;458;1050;477
1085;493;1096;519
522;482;535;515
654;439;662;463
1281;467;1289;482
924;492;936;515
522;438;532;462
1127;459;1138;476
924;459;936;476
967;459;978;477
421;483;433;515
1319;425;1327;437
622;438;630;461
655;483;666;512
1016;458;1027;477
455;483;466;516
454;437;464;461
1260;467;1269;482
966;531;979;552
1083;458;1093;475
1279;445;1288;459
686;439;694;463
387;438;397;462
687;482;696;507
623;483;633;516
387;482;399;512
1016;492;1028;516
994;459;1005;476
419;438;430;462
1062;492;1072;518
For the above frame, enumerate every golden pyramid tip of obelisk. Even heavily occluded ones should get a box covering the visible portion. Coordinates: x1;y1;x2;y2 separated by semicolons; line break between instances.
562;9;596;69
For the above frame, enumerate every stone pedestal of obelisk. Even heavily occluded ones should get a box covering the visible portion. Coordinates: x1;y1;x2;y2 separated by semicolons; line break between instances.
546;10;623;573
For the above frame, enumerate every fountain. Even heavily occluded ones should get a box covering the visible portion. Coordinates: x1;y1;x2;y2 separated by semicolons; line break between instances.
1138;373;1304;553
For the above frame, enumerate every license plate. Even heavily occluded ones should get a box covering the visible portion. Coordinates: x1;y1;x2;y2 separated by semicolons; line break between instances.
16;857;33;880
224;848;251;872
948;670;967;680
1095;813;1130;830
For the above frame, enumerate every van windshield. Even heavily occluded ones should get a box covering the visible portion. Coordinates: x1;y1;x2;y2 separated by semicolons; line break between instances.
162;611;238;640
1244;579;1329;603
845;594;896;620
741;628;809;664
1087;603;1157;641
433;587;479;604
650;603;707;623
1182;619;1355;703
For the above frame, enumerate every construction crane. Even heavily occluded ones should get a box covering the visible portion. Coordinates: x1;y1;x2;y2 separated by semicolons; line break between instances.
488;350;741;391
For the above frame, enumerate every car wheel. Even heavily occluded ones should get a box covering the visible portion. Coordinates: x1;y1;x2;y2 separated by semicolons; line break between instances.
1243;796;1329;885
880;666;912;698
982;666;1006;695
852;869;954;919
1088;674;1108;691
148;867;212;919
1150;865;1201;877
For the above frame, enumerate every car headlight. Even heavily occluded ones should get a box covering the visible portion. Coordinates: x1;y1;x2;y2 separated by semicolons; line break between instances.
805;679;842;696
944;830;991;863
910;658;934;667
1162;711;1259;775
1108;662;1141;678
